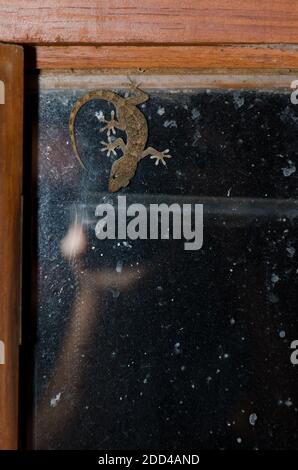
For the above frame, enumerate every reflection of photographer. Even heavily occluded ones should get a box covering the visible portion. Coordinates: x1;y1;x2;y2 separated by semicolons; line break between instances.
37;222;146;448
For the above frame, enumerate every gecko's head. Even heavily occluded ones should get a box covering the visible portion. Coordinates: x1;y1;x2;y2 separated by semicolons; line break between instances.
108;158;137;192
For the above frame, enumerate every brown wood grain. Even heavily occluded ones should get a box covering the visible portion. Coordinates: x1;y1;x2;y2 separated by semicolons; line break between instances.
1;1;298;44
0;44;23;450
31;44;298;70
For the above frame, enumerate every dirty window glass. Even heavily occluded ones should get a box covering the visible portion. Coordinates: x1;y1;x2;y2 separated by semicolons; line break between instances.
27;80;298;450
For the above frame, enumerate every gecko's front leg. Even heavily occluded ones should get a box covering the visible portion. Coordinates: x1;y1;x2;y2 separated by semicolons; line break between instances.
101;137;126;157
142;147;172;166
100;110;126;136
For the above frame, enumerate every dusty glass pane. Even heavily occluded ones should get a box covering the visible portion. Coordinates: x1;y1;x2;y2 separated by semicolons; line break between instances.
29;85;298;449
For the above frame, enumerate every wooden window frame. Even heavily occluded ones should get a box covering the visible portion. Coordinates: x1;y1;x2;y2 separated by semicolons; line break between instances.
1;0;298;450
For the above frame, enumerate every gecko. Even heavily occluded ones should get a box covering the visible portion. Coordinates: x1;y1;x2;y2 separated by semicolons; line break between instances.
69;83;172;192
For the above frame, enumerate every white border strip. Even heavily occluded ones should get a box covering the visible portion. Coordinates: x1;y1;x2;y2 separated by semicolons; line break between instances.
35;73;295;91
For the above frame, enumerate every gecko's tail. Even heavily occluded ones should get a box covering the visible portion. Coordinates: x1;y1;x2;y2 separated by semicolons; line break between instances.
69;96;89;170
69;89;123;171
69;90;110;170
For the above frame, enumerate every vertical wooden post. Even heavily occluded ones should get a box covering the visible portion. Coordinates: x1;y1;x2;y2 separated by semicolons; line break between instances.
0;44;23;449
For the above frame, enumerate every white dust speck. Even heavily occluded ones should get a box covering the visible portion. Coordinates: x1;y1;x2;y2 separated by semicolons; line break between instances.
286;245;296;258
230;318;236;325
50;393;61;408
116;260;123;273
163;120;177;128
271;273;280;284
282;160;296;177
174;342;181;355
191;108;201;120
95;110;105;121
279;398;293;407
227;187;232;197
143;373;151;384
122;241;132;248
157;107;165;116
233;94;245;109
237;437;242;444
279;330;286;338
249;413;258;426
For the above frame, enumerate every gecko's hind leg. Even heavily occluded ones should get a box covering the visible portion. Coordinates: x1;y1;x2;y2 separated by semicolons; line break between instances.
142;147;172;166
101;137;126;157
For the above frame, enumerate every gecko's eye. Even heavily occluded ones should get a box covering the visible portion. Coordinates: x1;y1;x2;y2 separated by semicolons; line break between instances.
112;173;118;180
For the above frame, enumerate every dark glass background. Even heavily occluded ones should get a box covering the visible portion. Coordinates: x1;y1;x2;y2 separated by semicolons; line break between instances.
27;88;298;449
